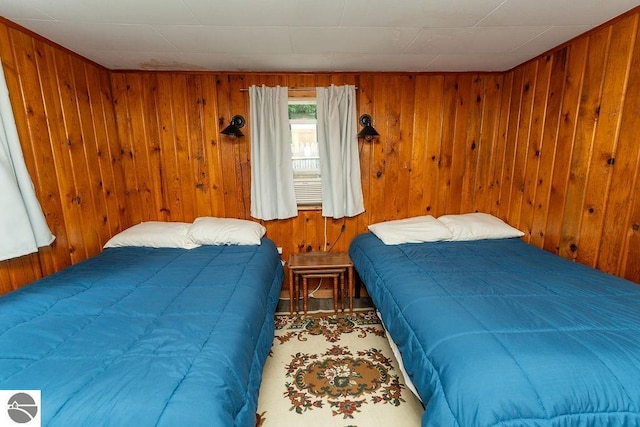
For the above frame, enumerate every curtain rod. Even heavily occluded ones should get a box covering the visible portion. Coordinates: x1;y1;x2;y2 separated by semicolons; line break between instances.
239;86;358;92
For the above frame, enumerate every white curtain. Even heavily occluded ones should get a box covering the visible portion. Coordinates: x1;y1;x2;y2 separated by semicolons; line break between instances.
0;59;54;261
316;85;364;218
249;85;297;220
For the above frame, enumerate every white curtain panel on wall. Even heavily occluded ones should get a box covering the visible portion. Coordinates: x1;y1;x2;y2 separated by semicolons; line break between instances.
316;85;364;219
249;85;298;220
0;59;54;261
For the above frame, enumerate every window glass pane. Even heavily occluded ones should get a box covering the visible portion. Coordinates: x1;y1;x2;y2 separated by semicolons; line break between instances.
289;100;321;206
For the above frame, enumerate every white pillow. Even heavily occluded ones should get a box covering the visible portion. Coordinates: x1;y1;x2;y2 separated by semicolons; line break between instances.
103;221;199;249
437;213;524;241
368;215;453;245
187;217;266;246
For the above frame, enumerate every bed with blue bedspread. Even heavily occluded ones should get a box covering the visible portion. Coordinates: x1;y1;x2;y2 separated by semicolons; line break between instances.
349;232;640;426
0;238;283;426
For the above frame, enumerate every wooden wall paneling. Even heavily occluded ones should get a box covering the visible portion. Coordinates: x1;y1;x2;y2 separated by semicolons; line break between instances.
215;74;242;219
111;73;147;224
600;21;640;276
156;73;188;221
86;61;126;237
0;261;14;294
380;75;403;218
3;30;63;278
623;197;640;282
473;74;503;213
110;74;134;219
0;25;37;292
170;74;197;220
24;36;80;266
507;62;538;229
578;15;637;268
54;51;101;259
356;74;375;235
356;74;374;233
201;73;225;218
497;67;525;220
436;75;458;214
141;73;168;222
159;74;185;220
228;74;251;220
460;74;484;213
558;26;611;261
543;40;588;254
308;211;322;254
6;8;640;290
519;57;552;242
423;76;445;217
0;21;125;293
447;74;471;214
69;56;109;250
1;256;40;294
367;74;388;225
489;72;513;217
408;75;429;218
394;75;416;219
529;49;568;248
185;74;213;218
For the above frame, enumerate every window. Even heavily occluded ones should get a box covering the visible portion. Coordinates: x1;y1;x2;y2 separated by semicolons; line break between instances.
289;99;321;207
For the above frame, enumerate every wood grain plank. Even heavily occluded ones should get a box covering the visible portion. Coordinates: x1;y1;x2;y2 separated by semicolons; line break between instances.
558;26;610;260
474;74;503;213
530;49;568;248
578;15;637;268
507;61;538;229
519;57;552;241
543;40;589;254
447;74;472;214
436;75;459;214
489;71;513;217
598;17;640;275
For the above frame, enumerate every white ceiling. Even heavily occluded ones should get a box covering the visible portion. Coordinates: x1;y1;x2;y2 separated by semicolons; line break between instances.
1;0;639;72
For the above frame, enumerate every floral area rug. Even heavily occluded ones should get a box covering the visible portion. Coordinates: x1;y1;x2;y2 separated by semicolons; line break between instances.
257;310;423;426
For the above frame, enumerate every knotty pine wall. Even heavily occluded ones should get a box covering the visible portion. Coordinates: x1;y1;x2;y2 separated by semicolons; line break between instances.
0;19;127;294
109;71;506;282
495;12;640;283
1;7;640;294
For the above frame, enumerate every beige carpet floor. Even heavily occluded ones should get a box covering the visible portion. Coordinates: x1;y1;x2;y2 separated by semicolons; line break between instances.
257;310;423;426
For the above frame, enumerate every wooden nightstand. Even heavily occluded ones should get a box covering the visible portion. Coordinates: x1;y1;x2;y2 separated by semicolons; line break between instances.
288;252;354;314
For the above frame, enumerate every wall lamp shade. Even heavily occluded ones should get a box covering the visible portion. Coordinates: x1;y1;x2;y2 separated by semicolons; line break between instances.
221;115;245;138
357;114;379;141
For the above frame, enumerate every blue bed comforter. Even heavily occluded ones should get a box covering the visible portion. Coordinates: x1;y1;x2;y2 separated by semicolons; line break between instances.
0;238;283;427
349;232;640;426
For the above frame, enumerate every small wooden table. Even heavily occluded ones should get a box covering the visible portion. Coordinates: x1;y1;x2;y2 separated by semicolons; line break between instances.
288;252;354;314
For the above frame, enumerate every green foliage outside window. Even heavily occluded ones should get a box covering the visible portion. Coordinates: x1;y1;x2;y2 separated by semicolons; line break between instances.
289;104;316;120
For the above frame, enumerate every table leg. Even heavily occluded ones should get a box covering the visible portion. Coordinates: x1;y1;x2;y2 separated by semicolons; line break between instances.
288;269;294;314
348;266;354;312
303;276;308;314
333;275;338;313
340;272;345;312
294;273;299;313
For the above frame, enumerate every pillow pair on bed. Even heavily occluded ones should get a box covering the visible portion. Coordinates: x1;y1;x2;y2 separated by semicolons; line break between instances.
368;213;524;245
103;217;266;249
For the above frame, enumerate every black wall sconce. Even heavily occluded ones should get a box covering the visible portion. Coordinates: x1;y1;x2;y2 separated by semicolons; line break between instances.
356;114;379;141
221;115;245;138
